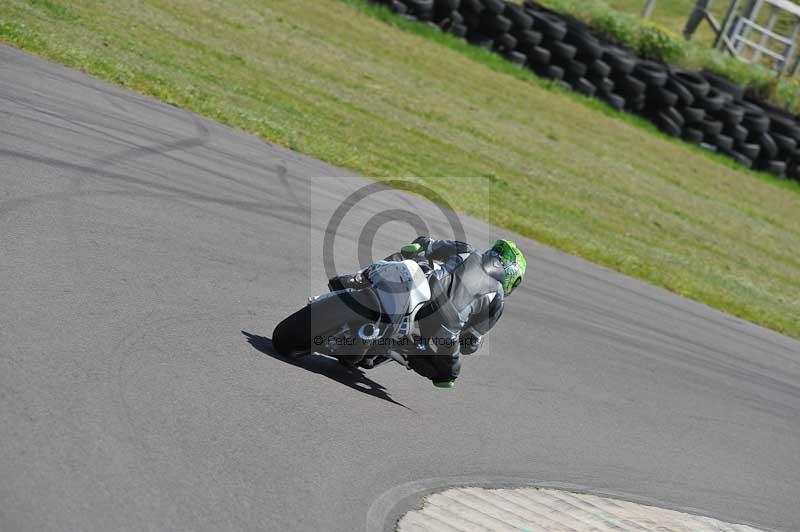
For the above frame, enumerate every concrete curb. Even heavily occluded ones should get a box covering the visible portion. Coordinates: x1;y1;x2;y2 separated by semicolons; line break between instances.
367;478;783;532
396;486;769;531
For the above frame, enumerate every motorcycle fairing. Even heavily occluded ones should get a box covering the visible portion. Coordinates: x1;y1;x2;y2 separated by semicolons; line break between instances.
368;259;431;338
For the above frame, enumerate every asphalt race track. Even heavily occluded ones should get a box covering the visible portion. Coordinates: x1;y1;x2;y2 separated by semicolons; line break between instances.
2;45;799;532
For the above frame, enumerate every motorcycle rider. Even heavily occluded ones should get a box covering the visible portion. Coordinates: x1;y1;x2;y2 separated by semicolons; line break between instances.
328;236;527;388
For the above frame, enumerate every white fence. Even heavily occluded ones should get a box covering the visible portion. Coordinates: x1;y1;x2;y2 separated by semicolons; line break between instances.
651;0;800;76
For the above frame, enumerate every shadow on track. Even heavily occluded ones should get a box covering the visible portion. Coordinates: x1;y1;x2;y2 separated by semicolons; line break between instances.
241;331;411;410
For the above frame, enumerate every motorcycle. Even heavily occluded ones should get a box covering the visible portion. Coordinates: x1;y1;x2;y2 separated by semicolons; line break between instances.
272;258;435;372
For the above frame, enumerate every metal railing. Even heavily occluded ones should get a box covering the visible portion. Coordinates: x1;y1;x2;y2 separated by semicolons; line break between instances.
724;0;800;75
678;0;800;76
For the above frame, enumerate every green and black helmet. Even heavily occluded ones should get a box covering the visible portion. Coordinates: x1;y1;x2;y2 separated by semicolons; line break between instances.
488;239;527;296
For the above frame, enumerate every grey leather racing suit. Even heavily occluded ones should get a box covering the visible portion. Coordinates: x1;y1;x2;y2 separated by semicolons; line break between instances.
392;236;505;383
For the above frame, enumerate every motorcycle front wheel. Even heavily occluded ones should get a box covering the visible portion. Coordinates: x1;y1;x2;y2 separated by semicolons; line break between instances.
271;289;381;358
272;304;314;357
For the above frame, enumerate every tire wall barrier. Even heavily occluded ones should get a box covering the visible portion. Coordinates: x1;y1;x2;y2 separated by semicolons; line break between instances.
367;0;800;181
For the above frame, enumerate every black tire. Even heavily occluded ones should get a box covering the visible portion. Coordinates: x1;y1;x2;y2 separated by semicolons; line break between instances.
772;132;798;154
633;60;668;87
702;71;744;101
467;31;494;49
273;290;382;357
683;127;704;144
665;76;695;108
697;88;726;113
587;59;611;79
680;106;705;124
544;39;577;62
758;159;787;176
459;0;484;14
743;114;770;135
700;142;718;152
717;89;735;107
671;69;710;99
655;112;682;137
435;0;461;11
390;1;409;15
714;104;744;126
741;102;770;134
272;305;313;357
565;25;603;61
613;73;647;98
726;123;749;142
461;9;482;28
526;45;551;66
700;119;723;136
434;0;460;21
449;22;467;37
570;77;596;97
627;93;647;112
405;0;435;19
503;2;533;30
750;96;796;121
706;132;734;152
736;141;761;160
505;50;527;65
648;86;678;108
786;152;800;181
664;106;685;128
726;150;753;168
436;12;461;29
493;32;517;52
482;0;504;14
481;13;512;35
601;92;626;111
530;11;567;40
537;64;564;80
561;59;587;79
768;114;800;142
502;50;525;65
602;44;636;74
594;77;614;95
753;132;779;160
514;29;543;48
770;160;787;176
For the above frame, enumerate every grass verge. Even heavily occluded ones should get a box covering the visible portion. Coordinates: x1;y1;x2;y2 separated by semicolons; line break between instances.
1;0;799;337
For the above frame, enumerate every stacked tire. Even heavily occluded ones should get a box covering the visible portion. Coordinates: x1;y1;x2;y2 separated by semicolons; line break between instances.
634;60;678;135
433;0;468;37
462;0;517;55
383;0;434;21
600;45;637;111
524;8;566;85
365;0;800;182
749;96;800;177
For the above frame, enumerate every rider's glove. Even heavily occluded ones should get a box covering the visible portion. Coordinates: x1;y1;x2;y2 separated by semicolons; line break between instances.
400;243;423;259
327;271;368;292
